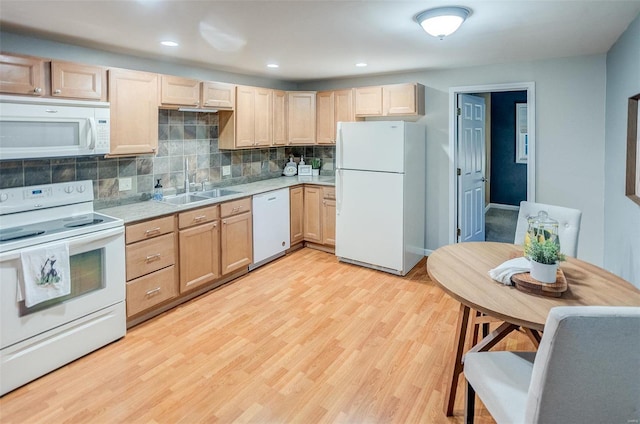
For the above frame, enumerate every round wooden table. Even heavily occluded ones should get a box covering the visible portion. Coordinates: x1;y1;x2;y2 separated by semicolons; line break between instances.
427;242;640;416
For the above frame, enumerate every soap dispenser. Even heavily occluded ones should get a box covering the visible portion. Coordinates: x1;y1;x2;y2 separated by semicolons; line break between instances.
153;179;163;201
299;155;305;165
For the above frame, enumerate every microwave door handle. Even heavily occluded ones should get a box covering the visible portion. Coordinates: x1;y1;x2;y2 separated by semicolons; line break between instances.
87;117;97;149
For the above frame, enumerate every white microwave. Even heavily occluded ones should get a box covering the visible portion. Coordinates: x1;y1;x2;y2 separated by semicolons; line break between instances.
0;95;110;160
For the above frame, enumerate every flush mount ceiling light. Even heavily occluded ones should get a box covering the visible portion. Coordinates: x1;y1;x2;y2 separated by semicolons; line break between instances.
160;40;179;47
415;6;471;39
267;63;279;68
355;63;368;67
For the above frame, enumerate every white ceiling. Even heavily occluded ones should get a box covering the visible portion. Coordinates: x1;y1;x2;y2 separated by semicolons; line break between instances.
1;0;639;82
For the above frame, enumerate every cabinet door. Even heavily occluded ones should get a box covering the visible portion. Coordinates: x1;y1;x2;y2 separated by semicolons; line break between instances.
322;198;336;246
303;186;322;243
355;86;383;116
201;81;235;109
254;87;273;146
160;75;200;107
51;61;107;101
316;91;335;145
235;85;256;148
383;83;417;116
0;54;45;96
290;186;304;245
179;221;221;292
221;212;253;274
334;89;355;125
108;68;159;156
288;91;316;145
272;90;288;146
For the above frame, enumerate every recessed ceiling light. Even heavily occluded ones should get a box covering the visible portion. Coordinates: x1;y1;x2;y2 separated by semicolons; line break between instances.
267;63;279;68
161;41;179;47
355;63;368;67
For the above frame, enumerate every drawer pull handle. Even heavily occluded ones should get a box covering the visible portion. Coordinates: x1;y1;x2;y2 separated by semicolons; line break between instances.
146;287;161;296
194;215;207;222
222;220;227;225
145;253;161;262
145;227;161;236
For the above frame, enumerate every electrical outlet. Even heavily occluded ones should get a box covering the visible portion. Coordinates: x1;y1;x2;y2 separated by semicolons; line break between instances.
222;165;231;176
119;177;132;191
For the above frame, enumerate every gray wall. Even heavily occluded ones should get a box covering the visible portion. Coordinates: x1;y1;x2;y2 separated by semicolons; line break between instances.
299;55;608;266
604;14;640;288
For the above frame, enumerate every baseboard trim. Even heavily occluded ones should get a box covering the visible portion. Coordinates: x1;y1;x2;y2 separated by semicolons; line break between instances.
488;203;520;211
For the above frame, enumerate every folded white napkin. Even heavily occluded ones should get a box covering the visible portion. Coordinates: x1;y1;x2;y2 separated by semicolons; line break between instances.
488;257;530;286
18;242;71;307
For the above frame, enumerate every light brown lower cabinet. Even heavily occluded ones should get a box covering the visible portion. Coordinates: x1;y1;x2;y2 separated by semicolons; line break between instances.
178;205;221;293
322;187;336;246
303;186;323;243
220;198;253;275
125;216;178;319
290;186;304;245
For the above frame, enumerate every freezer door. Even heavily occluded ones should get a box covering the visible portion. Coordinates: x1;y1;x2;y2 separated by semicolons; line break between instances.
336;169;403;271
337;121;405;173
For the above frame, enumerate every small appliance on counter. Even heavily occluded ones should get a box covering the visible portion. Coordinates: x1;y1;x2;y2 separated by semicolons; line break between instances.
283;156;298;176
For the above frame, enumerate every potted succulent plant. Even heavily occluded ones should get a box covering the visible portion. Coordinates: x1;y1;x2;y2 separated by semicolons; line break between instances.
524;236;565;283
311;158;321;176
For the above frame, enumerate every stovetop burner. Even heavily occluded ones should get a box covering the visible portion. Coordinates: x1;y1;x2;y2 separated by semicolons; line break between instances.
64;218;104;228
0;229;46;242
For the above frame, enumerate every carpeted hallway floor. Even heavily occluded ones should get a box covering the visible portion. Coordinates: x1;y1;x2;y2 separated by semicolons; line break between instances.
485;207;519;243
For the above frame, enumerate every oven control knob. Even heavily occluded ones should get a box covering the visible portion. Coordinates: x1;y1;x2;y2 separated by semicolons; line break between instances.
77;185;86;193
0;193;8;202
64;185;74;194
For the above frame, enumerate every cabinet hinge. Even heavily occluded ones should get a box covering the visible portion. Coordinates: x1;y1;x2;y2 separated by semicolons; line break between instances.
456;107;461;116
457;168;461;176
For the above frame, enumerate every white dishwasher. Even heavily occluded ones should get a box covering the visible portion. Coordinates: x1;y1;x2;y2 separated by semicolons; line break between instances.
250;188;291;270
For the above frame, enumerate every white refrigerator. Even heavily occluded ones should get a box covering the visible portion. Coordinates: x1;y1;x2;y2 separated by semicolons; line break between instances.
335;121;425;276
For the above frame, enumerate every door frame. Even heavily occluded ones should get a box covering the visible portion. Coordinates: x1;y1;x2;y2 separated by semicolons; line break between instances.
448;82;536;244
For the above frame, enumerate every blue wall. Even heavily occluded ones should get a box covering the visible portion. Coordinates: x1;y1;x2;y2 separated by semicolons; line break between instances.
490;91;528;206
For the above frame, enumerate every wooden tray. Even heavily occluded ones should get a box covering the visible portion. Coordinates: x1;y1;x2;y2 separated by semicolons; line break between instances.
511;269;567;297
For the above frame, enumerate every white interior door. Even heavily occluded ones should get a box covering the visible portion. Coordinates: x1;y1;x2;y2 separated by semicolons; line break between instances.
457;94;486;242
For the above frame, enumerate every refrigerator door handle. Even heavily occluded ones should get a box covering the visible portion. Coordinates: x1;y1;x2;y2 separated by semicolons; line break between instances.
337;124;344;170
336;169;342;216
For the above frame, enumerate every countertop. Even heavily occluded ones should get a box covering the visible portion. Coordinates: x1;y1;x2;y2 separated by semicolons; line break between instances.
98;176;335;224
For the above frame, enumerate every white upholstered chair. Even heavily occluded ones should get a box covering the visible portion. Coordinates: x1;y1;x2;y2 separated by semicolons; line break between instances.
514;201;582;257
464;306;640;424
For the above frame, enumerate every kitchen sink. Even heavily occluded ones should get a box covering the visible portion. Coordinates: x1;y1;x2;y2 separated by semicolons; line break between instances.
199;188;240;198
159;193;210;205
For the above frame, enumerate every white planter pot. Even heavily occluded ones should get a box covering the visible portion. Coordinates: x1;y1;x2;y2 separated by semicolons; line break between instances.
312;169;320;176
530;260;558;283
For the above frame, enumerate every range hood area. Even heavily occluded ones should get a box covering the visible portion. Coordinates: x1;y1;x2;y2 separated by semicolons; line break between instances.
176;107;218;113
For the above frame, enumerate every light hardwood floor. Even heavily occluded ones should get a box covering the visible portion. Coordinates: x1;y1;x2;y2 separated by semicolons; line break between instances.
0;248;533;423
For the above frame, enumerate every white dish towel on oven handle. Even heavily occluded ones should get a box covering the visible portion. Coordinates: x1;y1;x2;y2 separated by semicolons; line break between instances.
18;242;71;308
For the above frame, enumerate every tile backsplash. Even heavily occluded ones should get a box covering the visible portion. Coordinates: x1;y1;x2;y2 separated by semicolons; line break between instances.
0;110;335;204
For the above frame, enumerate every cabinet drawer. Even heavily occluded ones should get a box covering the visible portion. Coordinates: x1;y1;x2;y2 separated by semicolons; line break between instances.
220;197;252;217
126;233;175;280
178;205;219;229
323;187;335;200
126;265;177;317
126;215;175;244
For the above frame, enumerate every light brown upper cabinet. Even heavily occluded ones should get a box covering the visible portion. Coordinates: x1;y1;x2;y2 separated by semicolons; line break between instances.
316;89;356;144
288;91;316;145
219;85;272;149
0;54;106;100
272;89;288;146
355;83;425;117
160;75;235;110
51;61;107;101
108;68;159;156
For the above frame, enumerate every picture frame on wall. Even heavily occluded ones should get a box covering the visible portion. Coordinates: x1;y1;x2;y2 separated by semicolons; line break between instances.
515;103;528;164
626;93;640;206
